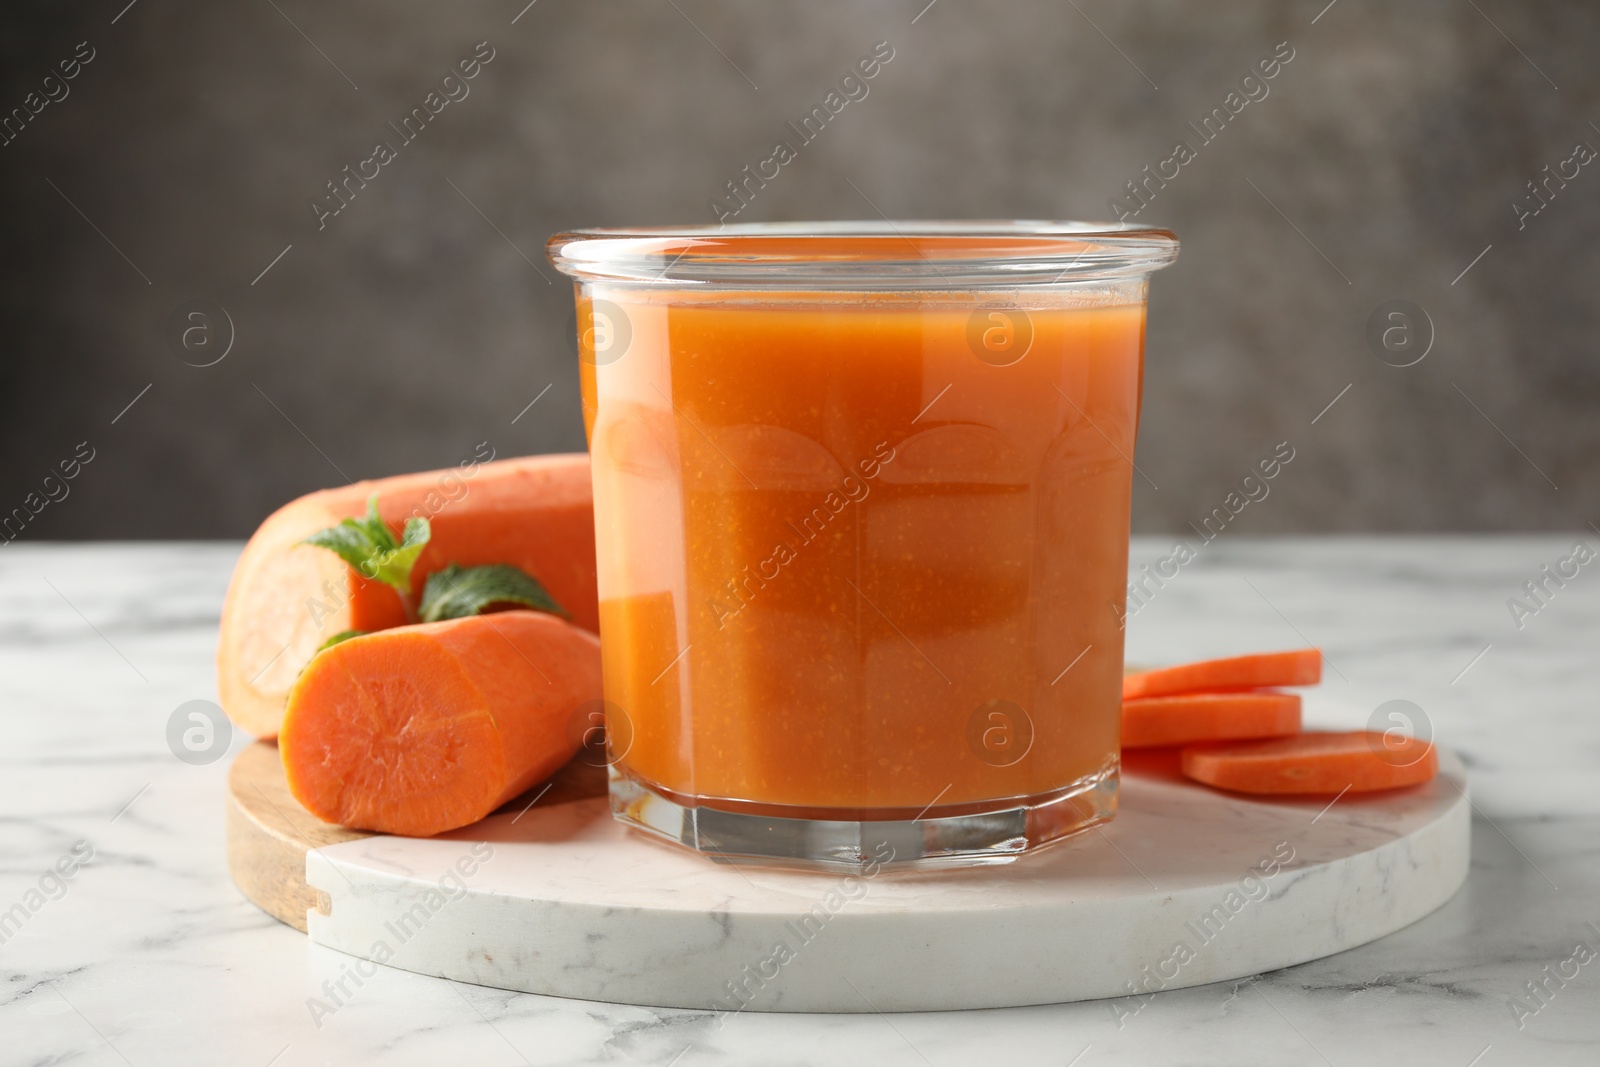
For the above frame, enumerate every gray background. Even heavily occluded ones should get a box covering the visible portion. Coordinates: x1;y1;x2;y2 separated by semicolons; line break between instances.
2;0;1594;539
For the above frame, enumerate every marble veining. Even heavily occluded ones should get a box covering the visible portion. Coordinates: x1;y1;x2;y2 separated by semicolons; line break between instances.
3;540;1599;1064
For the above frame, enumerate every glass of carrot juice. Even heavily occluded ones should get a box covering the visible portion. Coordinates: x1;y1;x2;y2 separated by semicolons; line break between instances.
548;222;1177;868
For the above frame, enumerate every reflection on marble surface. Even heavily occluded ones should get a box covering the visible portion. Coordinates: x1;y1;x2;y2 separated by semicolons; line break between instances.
3;540;1598;1064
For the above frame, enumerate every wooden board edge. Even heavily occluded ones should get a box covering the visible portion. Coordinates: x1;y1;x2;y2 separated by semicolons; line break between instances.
226;740;369;932
224;739;609;934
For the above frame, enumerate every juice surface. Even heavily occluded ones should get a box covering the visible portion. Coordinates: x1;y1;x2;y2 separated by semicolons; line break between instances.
581;289;1144;813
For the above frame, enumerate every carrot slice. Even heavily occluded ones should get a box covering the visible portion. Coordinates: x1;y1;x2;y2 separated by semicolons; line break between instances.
1122;692;1301;749
218;453;597;739
1123;649;1322;701
279;610;602;836
1181;731;1438;795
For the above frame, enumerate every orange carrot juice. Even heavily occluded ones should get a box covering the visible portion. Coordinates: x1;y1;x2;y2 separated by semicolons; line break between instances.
551;224;1176;865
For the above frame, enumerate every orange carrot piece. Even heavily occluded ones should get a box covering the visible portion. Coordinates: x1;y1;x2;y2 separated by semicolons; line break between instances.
218;453;597;740
1122;692;1301;749
279;610;602;836
1123;649;1322;701
1180;731;1438;795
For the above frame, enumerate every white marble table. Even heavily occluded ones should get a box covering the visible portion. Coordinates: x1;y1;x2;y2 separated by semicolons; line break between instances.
4;539;1597;1065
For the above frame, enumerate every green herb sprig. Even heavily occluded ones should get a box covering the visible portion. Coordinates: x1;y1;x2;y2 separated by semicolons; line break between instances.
300;493;568;655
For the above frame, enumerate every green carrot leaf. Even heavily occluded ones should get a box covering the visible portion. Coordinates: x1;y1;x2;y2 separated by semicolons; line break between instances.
418;562;567;623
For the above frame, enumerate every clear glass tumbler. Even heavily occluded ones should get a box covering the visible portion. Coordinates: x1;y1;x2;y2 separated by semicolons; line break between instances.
548;222;1178;868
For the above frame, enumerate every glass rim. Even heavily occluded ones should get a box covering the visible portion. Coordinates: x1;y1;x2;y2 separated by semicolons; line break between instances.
546;220;1178;289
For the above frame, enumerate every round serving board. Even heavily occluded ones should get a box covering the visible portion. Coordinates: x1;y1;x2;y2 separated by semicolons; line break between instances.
227;739;1470;1011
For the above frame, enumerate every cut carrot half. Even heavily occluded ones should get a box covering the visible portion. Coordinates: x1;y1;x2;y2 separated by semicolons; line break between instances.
279;610;603;836
218;453;597;740
1180;731;1438;795
1123;649;1322;701
1122;692;1301;749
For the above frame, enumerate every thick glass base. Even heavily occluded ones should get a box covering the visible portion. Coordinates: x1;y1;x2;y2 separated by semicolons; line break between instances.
608;764;1119;870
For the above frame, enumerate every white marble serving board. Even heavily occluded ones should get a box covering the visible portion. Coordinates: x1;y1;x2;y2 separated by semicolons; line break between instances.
304;749;1469;1013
